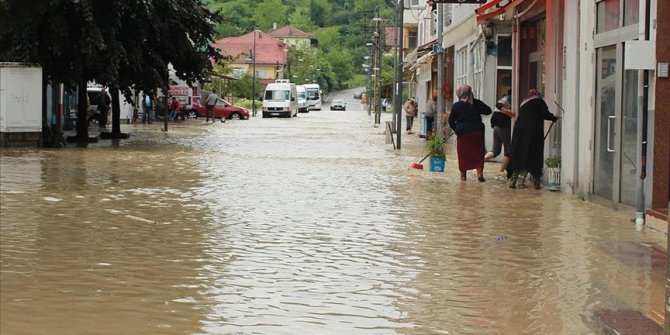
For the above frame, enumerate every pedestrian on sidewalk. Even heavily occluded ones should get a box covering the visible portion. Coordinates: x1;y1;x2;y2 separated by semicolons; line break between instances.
96;88;111;129
424;91;437;138
142;92;153;124
205;90;220;123
507;89;559;189
484;95;515;179
167;97;181;121
404;97;417;134
448;84;492;182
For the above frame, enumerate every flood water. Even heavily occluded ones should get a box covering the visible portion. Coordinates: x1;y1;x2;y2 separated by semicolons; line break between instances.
1;90;666;335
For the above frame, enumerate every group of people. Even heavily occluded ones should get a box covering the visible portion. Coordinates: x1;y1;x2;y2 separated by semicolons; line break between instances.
404;85;558;189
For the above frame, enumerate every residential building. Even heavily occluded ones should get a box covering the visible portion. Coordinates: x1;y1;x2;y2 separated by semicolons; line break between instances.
213;30;288;85
268;24;316;49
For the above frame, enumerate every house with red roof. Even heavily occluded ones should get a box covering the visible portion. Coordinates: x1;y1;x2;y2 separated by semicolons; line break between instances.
213;30;288;85
268;24;316;49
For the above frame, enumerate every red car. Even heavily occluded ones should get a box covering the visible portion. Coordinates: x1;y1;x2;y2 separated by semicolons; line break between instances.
189;96;250;120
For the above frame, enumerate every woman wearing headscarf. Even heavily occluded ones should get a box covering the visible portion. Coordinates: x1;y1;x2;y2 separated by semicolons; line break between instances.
507;89;559;189
448;84;492;182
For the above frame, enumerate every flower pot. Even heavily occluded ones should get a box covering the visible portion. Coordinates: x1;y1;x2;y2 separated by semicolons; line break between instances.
430;156;445;172
546;167;560;191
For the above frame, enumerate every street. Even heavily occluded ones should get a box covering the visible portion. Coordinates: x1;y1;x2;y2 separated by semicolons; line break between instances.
0;89;666;335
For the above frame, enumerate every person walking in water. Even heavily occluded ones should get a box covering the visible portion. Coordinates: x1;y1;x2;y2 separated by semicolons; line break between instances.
205;90;221;123
507;89;559;189
404;97;417;134
448;84;492;182
484;95;516;179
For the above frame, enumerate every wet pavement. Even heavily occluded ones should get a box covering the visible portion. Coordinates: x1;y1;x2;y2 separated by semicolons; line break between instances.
0;89;666;334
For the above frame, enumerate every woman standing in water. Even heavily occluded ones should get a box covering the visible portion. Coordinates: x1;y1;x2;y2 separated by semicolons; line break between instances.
448;84;492;182
507;89;559;189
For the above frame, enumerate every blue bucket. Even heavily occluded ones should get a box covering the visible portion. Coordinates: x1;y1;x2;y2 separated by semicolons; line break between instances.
429;156;445;172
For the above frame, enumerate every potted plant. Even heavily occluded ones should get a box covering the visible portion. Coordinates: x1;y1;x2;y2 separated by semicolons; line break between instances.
427;135;446;172
545;155;561;191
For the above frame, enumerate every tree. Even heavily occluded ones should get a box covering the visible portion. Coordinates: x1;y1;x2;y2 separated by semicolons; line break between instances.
0;0;221;143
253;0;286;31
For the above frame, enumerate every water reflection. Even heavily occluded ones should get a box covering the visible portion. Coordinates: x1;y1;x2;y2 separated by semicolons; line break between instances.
1;98;665;335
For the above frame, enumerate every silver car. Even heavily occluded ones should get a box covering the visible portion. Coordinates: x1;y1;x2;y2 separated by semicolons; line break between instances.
330;99;346;111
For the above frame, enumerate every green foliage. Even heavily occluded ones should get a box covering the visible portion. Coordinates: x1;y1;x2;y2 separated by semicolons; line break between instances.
545;155;561;168
426;135;445;158
253;0;286;31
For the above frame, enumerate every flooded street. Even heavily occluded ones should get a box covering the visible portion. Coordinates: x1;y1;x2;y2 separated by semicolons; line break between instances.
1;89;666;335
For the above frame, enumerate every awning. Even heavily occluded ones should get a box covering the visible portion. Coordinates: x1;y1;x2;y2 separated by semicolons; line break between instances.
475;0;525;24
404;39;437;70
443;13;477;48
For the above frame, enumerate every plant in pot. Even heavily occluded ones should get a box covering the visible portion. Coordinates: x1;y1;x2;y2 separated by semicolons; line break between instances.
427;135;446;172
545;155;561;191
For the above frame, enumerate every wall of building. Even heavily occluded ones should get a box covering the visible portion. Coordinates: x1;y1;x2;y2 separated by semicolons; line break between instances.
576;0;597;199
562;0;581;194
652;0;670;209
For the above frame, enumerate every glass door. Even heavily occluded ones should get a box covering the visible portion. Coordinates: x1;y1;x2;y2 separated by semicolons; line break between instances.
593;45;619;201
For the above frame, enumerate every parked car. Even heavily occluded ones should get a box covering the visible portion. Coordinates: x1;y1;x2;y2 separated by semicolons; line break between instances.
330;99;346;111
381;98;392;112
189;96;249;120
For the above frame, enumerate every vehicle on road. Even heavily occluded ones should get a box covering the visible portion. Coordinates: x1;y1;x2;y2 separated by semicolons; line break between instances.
353;91;363;99
296;85;309;113
330;99;347;111
304;83;322;111
189;96;249;120
262;80;299;118
381;98;392;112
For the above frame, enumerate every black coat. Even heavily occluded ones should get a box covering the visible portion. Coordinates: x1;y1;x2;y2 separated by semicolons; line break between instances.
507;97;557;178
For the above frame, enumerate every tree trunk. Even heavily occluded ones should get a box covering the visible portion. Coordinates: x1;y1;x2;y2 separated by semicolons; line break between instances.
76;81;89;143
111;86;121;136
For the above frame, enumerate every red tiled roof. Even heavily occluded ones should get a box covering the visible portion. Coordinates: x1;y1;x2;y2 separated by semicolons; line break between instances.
268;25;314;38
213;31;287;65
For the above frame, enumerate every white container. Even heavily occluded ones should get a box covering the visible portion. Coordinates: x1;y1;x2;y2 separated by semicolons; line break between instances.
546;167;561;191
0;63;43;133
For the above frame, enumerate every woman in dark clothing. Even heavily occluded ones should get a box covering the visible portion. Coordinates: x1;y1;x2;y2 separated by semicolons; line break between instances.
448;84;492;182
507;89;558;189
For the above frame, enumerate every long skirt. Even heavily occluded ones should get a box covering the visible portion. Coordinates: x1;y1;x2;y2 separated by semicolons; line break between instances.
456;131;485;171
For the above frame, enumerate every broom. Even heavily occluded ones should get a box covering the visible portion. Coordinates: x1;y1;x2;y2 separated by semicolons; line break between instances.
410;132;454;170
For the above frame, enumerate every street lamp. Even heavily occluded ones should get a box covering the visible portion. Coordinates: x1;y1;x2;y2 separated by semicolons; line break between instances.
251;30;257;117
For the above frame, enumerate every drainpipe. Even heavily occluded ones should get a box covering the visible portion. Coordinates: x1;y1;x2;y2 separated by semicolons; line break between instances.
635;0;651;227
436;3;445;139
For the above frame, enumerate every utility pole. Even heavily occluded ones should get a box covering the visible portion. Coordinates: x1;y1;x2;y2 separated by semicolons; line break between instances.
436;4;445;139
373;15;383;126
393;0;404;149
252;30;257;117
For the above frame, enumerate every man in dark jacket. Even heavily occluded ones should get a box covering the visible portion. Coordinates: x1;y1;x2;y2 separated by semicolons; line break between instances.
507;89;558;189
97;88;111;129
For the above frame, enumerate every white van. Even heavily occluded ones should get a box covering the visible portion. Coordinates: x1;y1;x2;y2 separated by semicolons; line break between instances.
296;85;309;113
304;83;322;111
262;80;299;118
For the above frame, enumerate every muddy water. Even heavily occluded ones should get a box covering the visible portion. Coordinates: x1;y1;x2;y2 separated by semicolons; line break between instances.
1;92;665;334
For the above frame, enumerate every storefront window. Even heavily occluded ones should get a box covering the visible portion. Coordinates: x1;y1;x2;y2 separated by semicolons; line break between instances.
624;0;639;26
597;0;620;33
497;35;512;67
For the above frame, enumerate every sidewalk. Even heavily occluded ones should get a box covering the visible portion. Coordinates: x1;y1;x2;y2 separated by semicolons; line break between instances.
381;112;667;334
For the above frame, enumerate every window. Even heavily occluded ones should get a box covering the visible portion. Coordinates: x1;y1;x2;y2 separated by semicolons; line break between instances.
265;90;290;101
408;31;417;49
597;0;620;33
624;0;639;26
497;35;512;67
456;47;468;88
